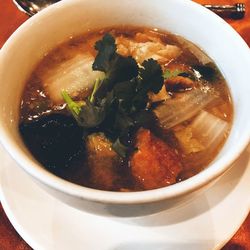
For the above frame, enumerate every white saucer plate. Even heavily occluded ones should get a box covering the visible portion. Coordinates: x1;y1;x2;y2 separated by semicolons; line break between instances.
0;144;249;250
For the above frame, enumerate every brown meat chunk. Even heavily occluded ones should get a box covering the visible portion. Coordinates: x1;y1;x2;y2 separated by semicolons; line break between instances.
164;63;195;92
148;84;170;103
130;129;182;190
166;76;194;92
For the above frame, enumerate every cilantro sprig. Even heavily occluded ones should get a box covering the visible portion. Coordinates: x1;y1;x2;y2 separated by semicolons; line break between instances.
62;33;164;157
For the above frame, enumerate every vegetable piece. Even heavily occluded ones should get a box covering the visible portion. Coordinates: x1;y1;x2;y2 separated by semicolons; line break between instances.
130;129;182;190
190;110;229;148
62;89;114;128
154;87;218;129
174;126;205;154
175;36;212;65
78;100;108;128
175;110;229;155
89;79;101;103
19;113;84;169
61;91;83;120
163;69;185;80
126;59;164;113
138;59;164;94
176;111;229;173
43;54;104;104
92;33;139;97
92;33;116;72
86;133;121;190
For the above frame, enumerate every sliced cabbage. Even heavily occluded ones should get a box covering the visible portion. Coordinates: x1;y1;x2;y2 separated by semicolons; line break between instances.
174;126;205;154
176;36;212;65
42;53;104;104
175;110;230;175
154;87;218;129
190;110;229;148
175;110;229;155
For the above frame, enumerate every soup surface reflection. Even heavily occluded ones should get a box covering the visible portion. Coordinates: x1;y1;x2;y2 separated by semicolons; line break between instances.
19;27;233;191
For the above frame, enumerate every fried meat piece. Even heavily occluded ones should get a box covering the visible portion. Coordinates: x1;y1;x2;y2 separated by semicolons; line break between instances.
130;129;182;190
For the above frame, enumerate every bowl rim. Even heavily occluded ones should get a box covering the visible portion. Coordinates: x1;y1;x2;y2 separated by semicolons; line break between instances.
0;0;250;205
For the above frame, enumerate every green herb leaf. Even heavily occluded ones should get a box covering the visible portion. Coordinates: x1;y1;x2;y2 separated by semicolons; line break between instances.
92;33;117;73
163;69;186;79
138;59;164;94
89;78;101;104
78;100;106;128
92;33;138;98
109;55;138;84
128;59;164;113
61;90;83;122
112;137;129;158
78;90;114;128
93;34;138;81
96;55;138;97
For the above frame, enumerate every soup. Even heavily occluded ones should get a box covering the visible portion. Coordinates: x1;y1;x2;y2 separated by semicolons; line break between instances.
19;27;233;191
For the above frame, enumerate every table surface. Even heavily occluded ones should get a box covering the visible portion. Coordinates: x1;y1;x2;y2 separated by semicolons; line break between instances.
0;0;249;249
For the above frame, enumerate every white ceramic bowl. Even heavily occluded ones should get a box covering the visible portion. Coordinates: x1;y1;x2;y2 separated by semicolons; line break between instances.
0;0;250;217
